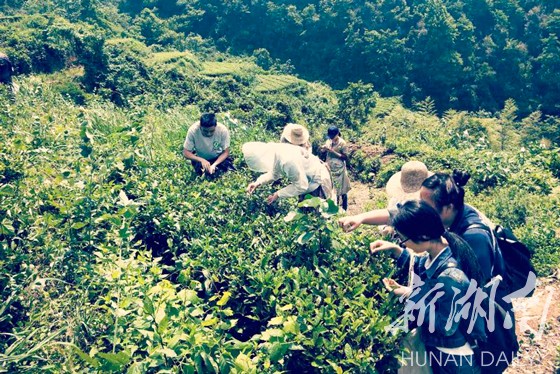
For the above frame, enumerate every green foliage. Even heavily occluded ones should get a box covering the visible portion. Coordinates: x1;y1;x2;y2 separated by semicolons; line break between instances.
1;2;560;371
0;76;406;372
336;82;377;130
201;61;256;77
255;74;304;93
350;151;382;183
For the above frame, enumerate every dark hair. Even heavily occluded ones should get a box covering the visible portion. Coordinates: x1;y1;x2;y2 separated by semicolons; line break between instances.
421;170;470;212
327;125;340;139
392;200;483;285
200;113;217;128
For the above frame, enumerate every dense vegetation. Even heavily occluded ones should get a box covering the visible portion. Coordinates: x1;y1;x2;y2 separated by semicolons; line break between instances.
3;0;560;115
1;1;560;372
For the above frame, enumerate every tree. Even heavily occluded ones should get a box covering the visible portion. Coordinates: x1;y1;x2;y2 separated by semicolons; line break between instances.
499;98;517;150
336;81;377;130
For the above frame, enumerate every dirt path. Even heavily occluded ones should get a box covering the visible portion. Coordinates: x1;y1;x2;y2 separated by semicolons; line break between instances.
347;178;560;373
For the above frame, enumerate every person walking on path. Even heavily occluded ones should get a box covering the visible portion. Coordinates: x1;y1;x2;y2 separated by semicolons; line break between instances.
320;126;351;210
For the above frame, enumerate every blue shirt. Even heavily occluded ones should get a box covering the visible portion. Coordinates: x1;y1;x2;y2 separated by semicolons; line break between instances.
396;247;486;349
449;204;505;283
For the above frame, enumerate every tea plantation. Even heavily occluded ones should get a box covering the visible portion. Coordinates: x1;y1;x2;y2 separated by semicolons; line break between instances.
1;10;560;374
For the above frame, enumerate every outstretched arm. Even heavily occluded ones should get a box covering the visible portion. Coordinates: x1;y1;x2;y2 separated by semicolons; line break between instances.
338;209;391;232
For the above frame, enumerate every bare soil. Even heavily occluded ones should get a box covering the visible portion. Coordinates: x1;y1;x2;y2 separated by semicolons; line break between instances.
347;178;560;373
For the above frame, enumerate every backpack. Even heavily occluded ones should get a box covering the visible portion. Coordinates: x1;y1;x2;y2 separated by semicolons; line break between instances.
464;223;536;298
437;262;519;373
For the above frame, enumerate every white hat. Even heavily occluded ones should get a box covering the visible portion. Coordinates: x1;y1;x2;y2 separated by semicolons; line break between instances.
242;142;276;172
281;123;309;146
386;161;433;207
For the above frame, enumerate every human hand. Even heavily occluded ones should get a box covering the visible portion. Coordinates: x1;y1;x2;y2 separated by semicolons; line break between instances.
200;159;211;172
370;240;401;257
246;182;259;194
208;164;216;175
338;216;362;232
382;278;410;296
266;192;279;204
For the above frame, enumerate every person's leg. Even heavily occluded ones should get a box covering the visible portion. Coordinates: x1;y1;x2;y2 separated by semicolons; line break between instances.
341;194;348;211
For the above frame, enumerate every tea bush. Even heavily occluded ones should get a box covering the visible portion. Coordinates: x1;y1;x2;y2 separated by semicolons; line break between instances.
1;14;560;371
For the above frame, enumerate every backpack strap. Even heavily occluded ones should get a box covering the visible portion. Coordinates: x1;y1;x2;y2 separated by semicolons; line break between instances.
460;222;499;276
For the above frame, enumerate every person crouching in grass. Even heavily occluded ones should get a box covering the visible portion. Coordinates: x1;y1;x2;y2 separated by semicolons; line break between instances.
182;113;235;177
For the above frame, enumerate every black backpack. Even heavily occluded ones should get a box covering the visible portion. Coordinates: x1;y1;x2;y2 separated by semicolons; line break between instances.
464;223;536;298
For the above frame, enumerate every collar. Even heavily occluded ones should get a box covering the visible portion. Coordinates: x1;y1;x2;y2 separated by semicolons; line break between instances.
448;205;465;233
424;247;453;279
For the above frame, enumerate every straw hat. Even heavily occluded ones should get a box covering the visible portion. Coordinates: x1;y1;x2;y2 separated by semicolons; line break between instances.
386;161;433;207
281;123;309;146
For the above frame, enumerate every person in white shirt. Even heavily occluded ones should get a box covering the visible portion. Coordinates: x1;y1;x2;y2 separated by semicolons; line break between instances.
182;113;235;177
244;124;332;204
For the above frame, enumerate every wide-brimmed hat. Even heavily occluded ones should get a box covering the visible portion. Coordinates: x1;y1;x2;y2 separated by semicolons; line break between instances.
386;161;433;207
281;123;310;146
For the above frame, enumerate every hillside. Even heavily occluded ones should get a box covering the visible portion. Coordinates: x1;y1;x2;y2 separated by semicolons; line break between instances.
1;4;560;373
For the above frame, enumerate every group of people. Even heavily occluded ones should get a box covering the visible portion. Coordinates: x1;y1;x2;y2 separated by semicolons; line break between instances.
182;113;352;209
183;113;518;373
340;162;513;374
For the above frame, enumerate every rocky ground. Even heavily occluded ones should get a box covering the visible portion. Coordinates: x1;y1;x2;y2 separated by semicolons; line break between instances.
346;179;560;373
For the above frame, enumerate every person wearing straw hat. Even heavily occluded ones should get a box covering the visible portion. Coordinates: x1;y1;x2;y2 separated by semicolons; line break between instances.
320;126;351;211
386;161;434;209
279;123;311;148
244;123;332;204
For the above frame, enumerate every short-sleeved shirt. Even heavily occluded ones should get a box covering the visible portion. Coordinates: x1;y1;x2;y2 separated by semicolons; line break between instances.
183;122;230;160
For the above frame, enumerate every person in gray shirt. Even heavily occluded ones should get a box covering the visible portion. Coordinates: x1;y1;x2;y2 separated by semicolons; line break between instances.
182;113;235;177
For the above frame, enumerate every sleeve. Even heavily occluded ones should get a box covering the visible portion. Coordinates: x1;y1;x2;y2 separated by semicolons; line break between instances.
222;125;231;150
462;228;494;282
276;160;309;199
396;248;412;270
394;248;413;286
432;274;466;336
183;127;196;151
388;207;398;222
255;156;282;186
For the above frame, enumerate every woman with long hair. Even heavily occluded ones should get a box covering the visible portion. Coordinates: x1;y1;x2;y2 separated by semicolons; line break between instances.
371;200;485;373
339;169;504;286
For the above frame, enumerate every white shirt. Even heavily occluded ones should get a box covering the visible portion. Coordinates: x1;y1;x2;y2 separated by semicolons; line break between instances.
255;143;329;199
183;122;230;160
